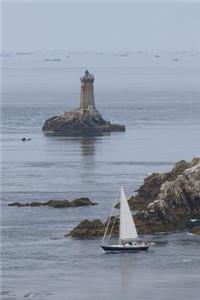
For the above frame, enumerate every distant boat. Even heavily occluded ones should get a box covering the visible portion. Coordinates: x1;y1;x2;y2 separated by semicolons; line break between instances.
44;58;62;62
97;51;105;55
118;54;128;57
115;52;128;57
155;54;160;58
16;52;31;55
101;187;150;252
0;53;11;58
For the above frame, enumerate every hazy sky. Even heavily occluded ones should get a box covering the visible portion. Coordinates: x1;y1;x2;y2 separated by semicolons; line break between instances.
1;1;200;52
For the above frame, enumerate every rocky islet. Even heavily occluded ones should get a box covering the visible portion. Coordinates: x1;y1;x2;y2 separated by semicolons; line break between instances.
42;70;125;136
8;198;97;208
67;158;200;238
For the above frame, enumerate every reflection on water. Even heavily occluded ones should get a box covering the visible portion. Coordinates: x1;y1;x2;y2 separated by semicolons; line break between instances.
77;137;97;157
48;136;98;157
119;254;139;290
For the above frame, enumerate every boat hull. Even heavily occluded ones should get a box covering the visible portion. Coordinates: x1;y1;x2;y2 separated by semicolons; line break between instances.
101;245;149;252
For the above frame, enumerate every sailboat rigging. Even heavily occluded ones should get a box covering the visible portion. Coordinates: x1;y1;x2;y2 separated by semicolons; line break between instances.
101;186;150;252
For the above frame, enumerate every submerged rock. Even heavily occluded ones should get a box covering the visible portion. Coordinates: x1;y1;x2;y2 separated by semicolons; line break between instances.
21;137;32;141
8;198;97;208
67;158;200;238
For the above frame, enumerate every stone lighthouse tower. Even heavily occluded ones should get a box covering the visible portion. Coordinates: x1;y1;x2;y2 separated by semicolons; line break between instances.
80;70;96;111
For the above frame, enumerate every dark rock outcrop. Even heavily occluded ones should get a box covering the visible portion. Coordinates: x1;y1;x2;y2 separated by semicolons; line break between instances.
8;197;96;208
128;159;190;210
130;157;200;233
66;219;105;238
191;226;200;235
145;158;200;219
67;158;200;238
43;110;125;136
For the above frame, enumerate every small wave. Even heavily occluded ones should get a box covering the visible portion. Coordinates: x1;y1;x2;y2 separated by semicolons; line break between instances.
24;291;53;298
182;258;192;263
49;237;64;240
106;161;173;167
24;292;40;298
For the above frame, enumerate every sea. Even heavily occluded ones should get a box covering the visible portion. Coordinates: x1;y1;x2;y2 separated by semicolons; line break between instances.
1;50;200;300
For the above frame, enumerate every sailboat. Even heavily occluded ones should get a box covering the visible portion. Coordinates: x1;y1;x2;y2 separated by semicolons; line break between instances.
101;187;150;252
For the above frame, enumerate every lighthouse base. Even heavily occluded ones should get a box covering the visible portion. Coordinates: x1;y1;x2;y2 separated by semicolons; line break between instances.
42;109;125;136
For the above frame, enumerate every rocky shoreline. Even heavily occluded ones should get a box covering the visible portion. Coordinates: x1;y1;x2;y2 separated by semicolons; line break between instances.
191;226;200;235
67;158;200;238
8;198;96;208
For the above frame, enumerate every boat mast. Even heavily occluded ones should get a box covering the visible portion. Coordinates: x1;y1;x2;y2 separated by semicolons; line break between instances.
101;192;119;245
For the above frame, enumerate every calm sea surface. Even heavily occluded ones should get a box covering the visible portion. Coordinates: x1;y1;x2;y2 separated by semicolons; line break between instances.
1;51;200;299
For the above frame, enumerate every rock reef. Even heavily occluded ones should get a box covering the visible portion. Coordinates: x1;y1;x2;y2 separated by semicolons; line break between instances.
8;198;96;208
67;158;200;238
42;110;125;136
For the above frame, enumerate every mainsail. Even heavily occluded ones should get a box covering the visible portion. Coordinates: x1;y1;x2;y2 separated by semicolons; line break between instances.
119;186;138;244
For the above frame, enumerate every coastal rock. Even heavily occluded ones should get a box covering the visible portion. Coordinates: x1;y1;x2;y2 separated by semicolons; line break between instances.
66;215;121;239
66;219;105;238
148;159;200;218
128;159;191;210
67;212;182;238
131;157;200;233
8;197;96;208
191;226;200;235
42;110;125;136
67;158;200;238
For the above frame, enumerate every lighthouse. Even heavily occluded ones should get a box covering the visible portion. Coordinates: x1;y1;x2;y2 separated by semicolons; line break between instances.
43;69;126;135
80;70;96;111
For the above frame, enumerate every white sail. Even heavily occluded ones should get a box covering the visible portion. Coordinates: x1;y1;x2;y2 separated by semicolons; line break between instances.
119;186;138;244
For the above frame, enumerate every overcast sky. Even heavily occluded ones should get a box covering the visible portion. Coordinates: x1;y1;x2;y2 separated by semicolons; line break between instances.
1;1;200;52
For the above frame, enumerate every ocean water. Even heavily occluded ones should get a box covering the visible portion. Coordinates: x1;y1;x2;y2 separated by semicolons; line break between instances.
1;51;200;299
